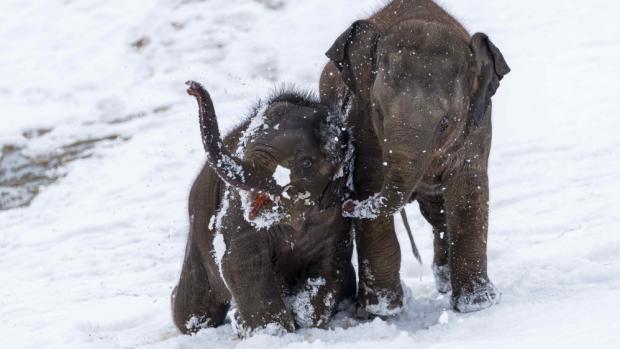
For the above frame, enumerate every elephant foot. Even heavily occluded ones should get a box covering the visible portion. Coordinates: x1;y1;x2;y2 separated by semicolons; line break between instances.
358;282;404;317
230;308;294;338
432;264;452;294
183;315;215;333
451;279;501;313
230;308;251;338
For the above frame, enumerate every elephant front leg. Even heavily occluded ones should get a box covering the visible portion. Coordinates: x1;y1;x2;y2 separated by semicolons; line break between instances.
223;236;295;335
355;216;404;316
445;171;500;313
298;247;356;328
286;276;335;329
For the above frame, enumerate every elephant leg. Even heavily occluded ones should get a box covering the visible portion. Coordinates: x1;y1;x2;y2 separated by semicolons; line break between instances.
444;171;500;313
223;233;295;335
300;232;356;328
171;234;231;334
417;194;451;294
351;116;403;316
355;216;403;316
289;273;340;329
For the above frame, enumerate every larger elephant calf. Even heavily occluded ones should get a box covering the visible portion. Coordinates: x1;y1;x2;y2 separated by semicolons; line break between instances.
320;0;510;314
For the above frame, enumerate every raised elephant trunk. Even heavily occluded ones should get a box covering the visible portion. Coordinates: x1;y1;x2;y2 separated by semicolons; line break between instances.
186;81;281;197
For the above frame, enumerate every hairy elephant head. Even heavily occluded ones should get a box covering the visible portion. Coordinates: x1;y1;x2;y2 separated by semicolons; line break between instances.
326;20;510;217
187;81;350;228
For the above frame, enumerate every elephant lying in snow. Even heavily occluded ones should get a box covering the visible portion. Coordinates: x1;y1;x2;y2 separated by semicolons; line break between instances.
320;0;510;314
171;81;356;335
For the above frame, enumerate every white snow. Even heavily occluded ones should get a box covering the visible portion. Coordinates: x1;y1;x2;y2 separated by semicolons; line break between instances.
284;277;327;329
231;315;289;339
343;194;386;219
273;165;291;187
209;188;231;286
238;190;285;229
364;290;406;317
235;101;269;158
1;0;620;348
216;154;246;183
185;315;210;333
212;234;227;282
438;311;450;325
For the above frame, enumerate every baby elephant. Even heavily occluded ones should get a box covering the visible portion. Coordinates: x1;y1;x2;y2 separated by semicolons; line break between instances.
171;81;355;336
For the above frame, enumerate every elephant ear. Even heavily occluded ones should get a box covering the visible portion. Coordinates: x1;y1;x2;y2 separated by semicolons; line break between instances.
326;20;379;97
469;33;511;125
318;111;351;211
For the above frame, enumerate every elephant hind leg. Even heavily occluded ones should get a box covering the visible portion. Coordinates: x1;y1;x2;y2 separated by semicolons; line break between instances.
418;195;451;294
172;236;230;334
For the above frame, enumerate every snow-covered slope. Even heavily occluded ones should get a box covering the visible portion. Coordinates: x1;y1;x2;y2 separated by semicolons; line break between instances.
1;0;619;348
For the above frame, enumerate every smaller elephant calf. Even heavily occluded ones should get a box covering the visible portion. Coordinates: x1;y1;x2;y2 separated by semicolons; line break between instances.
171;81;356;336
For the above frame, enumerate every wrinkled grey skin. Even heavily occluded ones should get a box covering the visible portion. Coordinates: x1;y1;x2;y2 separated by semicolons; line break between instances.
171;82;355;335
320;0;510;314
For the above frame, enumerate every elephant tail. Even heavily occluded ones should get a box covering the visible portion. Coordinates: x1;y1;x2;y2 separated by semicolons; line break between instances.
400;209;422;266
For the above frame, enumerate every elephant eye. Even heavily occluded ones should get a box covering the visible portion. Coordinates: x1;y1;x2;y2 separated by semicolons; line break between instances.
299;158;313;169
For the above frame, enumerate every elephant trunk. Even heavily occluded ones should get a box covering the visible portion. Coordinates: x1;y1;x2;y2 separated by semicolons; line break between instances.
343;127;433;218
344;94;438;218
186;81;281;197
376;139;432;216
376;99;439;215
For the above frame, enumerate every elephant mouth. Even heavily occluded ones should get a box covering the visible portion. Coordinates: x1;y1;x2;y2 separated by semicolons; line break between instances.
249;192;272;220
248;184;296;220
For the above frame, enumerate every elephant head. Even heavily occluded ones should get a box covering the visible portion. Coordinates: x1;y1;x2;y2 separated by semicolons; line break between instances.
186;81;350;228
326;20;510;217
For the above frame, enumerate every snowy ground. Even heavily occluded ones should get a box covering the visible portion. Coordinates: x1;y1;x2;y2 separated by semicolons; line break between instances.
1;0;620;348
